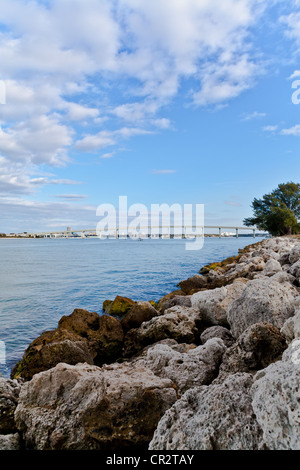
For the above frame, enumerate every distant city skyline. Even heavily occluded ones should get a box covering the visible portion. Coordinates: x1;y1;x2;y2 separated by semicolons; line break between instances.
0;0;300;232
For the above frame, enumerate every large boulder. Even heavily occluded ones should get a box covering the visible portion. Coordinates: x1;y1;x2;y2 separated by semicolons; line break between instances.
59;310;124;365
227;278;297;338
11;310;124;380
149;373;265;450
134;338;226;395
123;306;200;357
15;362;177;450
251;340;300;450
120;301;159;332
0;378;22;433
217;322;287;380
191;279;247;326
11;328;94;381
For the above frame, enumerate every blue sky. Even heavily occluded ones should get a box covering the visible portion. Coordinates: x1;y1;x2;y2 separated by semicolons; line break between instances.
0;0;300;232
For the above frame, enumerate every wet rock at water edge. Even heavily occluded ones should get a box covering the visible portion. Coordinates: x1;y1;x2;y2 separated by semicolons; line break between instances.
104;295;136;318
11;309;124;380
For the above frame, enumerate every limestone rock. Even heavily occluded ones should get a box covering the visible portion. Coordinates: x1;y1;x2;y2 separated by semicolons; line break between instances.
15;362;177;450
123;306;200;357
227;278;297;338
0;378;22;433
11;310;124;380
58;309;124;365
262;259;282;276
251;340;300;450
0;433;22;450
191;279;247;326
200;326;235;348
289;243;300;264
121;301;159;332
134;338;226;395
105;295;135;317
217;322;287;380
11;328;94;381
289;259;300;279
149;373;265;450
156;290;189;312
177;275;208;295
281;309;300;343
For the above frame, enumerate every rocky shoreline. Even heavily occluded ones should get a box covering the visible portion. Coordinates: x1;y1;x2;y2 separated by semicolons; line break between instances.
1;236;300;450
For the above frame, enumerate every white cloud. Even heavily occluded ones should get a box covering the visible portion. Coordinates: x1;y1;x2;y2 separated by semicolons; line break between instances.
0;0;273;204
262;125;279;132
241;111;267;121
75;127;152;152
280;124;300;136
100;152;115;159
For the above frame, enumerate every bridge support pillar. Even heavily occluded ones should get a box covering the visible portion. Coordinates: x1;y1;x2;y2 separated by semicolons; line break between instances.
219;227;222;238
253;229;256;238
236;228;239;238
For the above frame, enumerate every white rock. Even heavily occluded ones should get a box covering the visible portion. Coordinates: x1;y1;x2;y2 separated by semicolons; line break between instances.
251;341;300;450
262;259;282;276
289;243;300;264
149;373;265;450
135;338;226;395
289;259;300;278
15;362;177;450
227;278;297;338
281;309;300;343
191;279;247;326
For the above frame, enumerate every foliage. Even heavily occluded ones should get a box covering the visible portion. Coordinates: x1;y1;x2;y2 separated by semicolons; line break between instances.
244;182;300;236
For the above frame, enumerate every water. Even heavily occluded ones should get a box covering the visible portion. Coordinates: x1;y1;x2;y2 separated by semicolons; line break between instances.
0;236;264;377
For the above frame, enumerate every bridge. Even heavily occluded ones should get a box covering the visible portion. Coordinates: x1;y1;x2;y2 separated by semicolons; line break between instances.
28;225;259;239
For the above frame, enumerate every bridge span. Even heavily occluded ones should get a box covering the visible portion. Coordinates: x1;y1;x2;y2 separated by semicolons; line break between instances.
28;225;259;239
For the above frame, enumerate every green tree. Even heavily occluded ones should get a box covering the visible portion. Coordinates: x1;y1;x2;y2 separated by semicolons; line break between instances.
244;182;300;236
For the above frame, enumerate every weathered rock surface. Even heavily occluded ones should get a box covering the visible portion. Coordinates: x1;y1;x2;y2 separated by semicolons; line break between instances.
121;301;159;332
217;322;287;380
11;310;124;380
123;306;200;357
134;338;226;395
15;362;177;450
11;328;94;381
200;326;235;348
262;258;282;276
0;378;22;434
104;295;135;317
156;293;192;313
191;279;247;326
251;340;300;450
149;373;265;450
281;308;300;343
227;278;297;338
59;309;124;365
0;433;21;450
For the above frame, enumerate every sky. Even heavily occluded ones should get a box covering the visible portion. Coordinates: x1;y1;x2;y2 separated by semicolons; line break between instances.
0;0;300;233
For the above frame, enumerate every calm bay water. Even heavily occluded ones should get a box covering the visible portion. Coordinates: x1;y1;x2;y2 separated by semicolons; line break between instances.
0;236;264;377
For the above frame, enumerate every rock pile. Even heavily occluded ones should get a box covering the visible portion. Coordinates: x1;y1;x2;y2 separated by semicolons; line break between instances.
1;236;300;450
